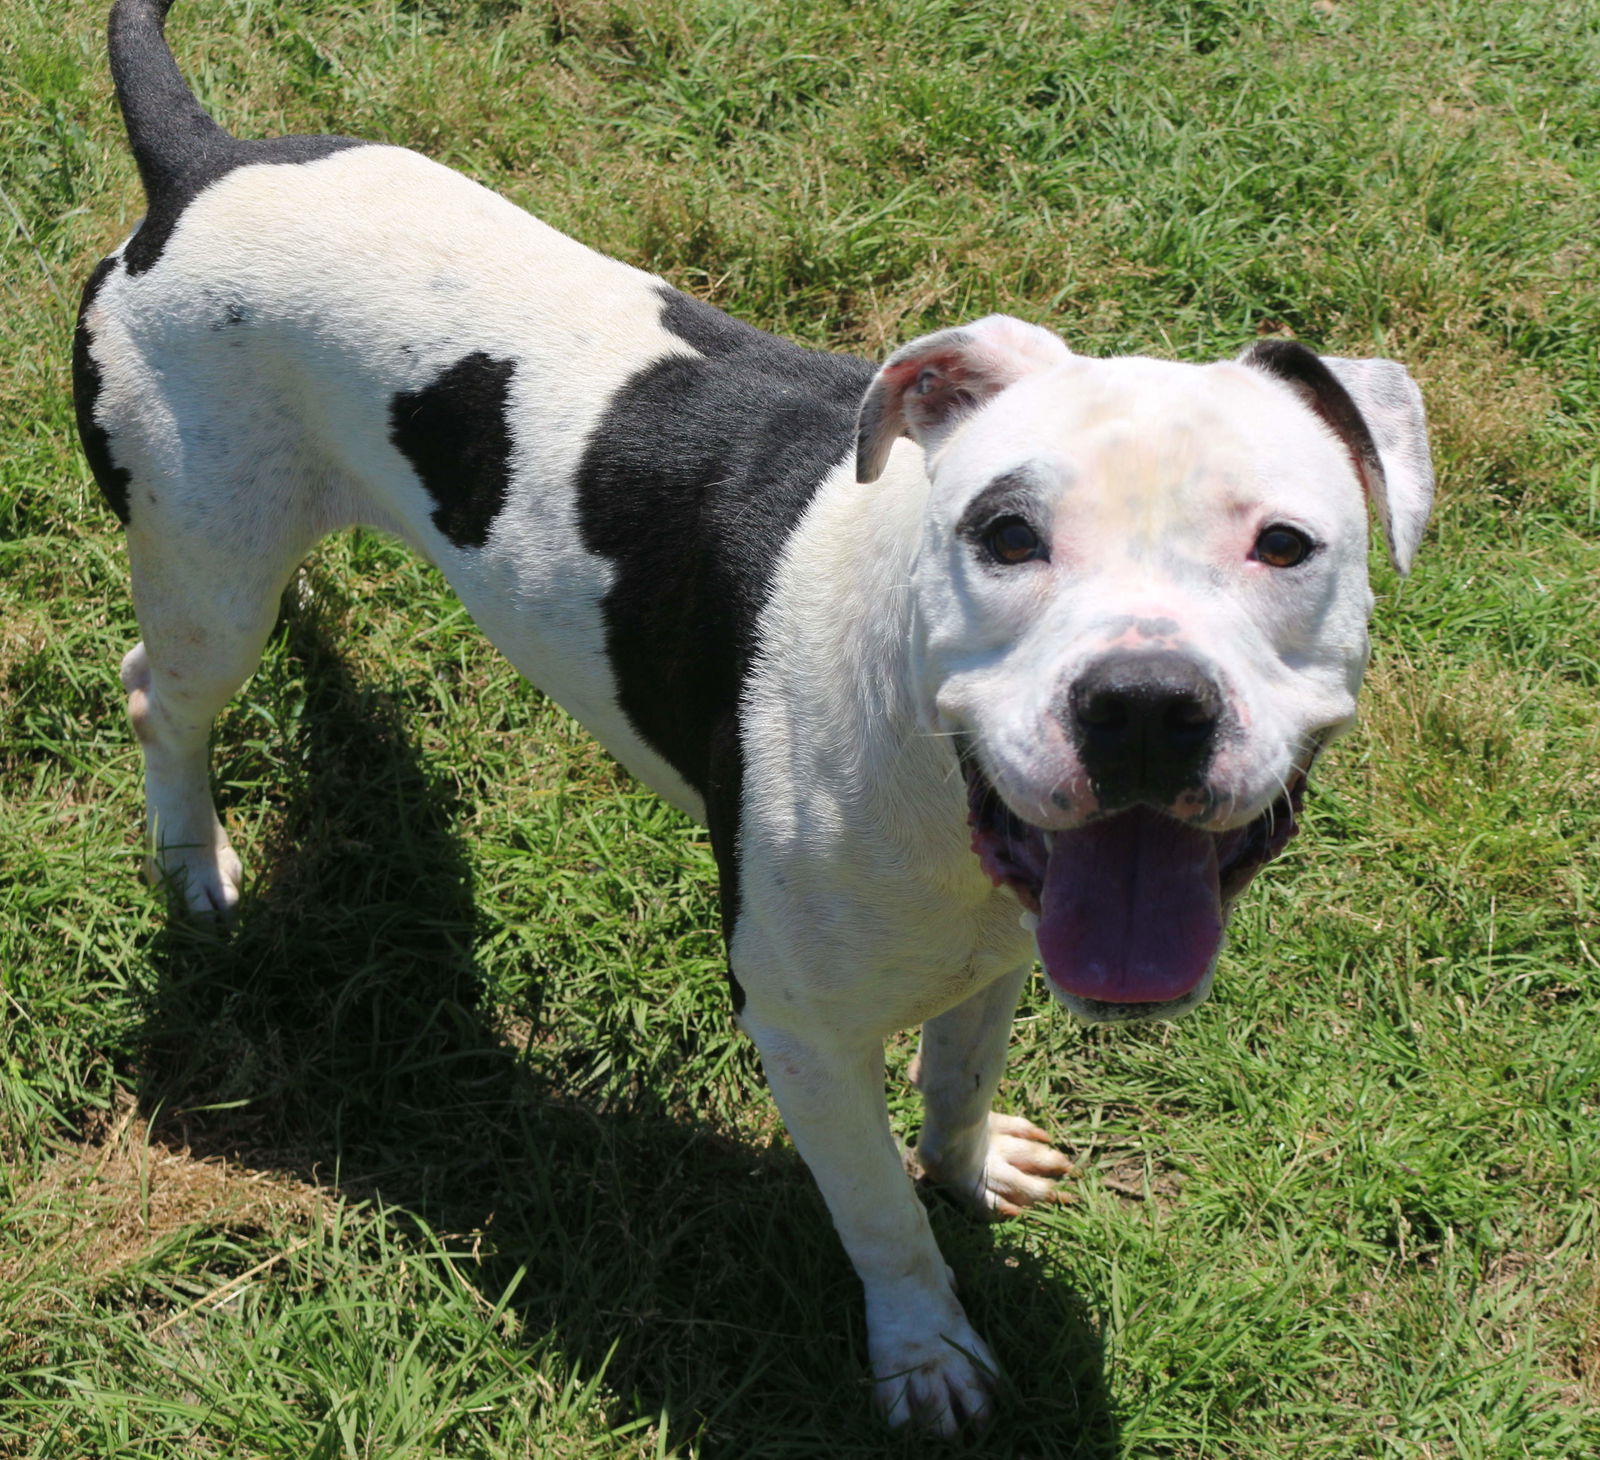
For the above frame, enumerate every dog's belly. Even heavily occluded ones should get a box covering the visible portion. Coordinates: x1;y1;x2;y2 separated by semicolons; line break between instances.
435;551;708;819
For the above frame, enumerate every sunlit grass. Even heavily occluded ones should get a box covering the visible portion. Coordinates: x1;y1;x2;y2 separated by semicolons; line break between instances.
2;0;1597;1454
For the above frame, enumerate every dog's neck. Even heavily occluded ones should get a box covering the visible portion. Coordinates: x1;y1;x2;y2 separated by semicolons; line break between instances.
740;449;983;889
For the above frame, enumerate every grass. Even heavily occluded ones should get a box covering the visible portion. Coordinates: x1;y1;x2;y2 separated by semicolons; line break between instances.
2;0;1598;1454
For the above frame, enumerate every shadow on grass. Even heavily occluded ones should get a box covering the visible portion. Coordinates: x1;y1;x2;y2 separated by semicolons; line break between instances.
133;608;1118;1457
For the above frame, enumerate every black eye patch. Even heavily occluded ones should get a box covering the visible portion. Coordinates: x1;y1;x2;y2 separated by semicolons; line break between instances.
956;467;1052;567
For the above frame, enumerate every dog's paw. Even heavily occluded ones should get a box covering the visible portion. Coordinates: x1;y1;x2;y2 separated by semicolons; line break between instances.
146;837;243;921
870;1307;998;1434
981;1112;1075;1216
923;1112;1074;1219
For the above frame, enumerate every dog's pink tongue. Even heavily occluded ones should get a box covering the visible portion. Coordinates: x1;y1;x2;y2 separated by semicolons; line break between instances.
1036;806;1222;1004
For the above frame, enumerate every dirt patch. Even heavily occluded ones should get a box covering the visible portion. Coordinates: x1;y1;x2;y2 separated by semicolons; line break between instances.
2;1092;329;1296
1096;1155;1187;1206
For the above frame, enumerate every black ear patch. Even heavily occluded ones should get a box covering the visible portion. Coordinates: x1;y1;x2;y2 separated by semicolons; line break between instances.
73;256;132;525
389;351;517;551
1240;339;1387;495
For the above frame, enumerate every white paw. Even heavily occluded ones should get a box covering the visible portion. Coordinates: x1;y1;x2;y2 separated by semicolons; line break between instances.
147;836;243;920
923;1112;1075;1219
870;1303;998;1434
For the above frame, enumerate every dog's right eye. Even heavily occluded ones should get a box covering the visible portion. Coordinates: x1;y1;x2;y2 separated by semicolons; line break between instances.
1253;524;1316;569
982;516;1046;566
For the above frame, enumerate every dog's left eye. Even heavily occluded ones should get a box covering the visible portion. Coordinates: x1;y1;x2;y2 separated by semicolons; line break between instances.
1253;524;1315;568
982;516;1046;566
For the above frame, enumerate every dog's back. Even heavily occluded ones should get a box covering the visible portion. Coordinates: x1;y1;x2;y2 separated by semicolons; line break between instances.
76;0;875;911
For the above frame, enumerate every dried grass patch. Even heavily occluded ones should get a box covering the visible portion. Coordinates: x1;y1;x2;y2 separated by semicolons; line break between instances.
2;1093;328;1300
1356;658;1593;814
1398;327;1556;488
1567;1262;1600;1405
0;609;54;711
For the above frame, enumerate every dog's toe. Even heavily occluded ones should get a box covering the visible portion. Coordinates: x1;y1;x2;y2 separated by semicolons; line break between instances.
147;841;243;922
923;1111;1075;1219
984;1114;1074;1214
873;1326;997;1433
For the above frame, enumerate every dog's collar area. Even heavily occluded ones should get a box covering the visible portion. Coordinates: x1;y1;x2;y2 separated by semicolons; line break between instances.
959;743;1305;1007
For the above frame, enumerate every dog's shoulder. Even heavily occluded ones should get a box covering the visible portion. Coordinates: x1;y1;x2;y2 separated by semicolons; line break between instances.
574;285;873;796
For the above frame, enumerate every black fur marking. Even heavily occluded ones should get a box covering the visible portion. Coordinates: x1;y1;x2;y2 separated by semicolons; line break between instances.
955;465;1051;549
73;256;132;525
389;352;518;551
1240;339;1387;493
110;0;227;198
577;287;874;997
109;1;370;275
655;285;781;358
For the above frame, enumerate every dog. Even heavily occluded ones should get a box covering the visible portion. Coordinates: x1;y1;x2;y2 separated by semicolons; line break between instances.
76;0;1433;1432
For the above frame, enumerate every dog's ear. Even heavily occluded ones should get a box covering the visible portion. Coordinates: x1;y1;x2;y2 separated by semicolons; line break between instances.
1238;339;1434;575
856;315;1073;484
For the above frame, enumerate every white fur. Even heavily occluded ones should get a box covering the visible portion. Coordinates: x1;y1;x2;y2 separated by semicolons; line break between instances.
735;334;1428;1416
89;145;704;906
86;137;1432;1429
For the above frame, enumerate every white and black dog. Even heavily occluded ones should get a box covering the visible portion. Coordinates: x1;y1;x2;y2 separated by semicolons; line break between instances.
77;0;1432;1432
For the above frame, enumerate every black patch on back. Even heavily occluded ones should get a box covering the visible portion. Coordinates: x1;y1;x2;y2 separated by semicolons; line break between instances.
73;255;132;525
389;352;518;551
576;287;875;1003
123;134;372;277
655;286;782;358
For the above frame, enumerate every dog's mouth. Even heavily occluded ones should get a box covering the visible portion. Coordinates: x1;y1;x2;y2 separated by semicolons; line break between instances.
963;751;1306;1008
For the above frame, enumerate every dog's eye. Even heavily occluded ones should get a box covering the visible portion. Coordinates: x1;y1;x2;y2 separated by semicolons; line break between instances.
982;516;1046;566
1253;524;1315;569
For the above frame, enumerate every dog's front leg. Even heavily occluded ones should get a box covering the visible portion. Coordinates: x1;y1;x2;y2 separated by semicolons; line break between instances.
913;966;1074;1218
741;1012;998;1433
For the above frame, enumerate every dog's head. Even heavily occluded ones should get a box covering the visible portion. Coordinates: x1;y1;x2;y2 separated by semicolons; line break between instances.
857;316;1432;1023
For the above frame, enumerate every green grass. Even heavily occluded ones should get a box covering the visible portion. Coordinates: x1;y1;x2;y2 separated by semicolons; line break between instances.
2;0;1598;1454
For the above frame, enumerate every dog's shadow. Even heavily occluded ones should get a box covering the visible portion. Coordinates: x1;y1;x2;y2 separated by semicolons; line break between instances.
136;603;1119;1458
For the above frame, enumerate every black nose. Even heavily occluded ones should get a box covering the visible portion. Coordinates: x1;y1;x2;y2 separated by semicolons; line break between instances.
1065;650;1222;807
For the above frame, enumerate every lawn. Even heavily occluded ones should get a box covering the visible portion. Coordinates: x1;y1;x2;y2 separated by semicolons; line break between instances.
1;0;1597;1455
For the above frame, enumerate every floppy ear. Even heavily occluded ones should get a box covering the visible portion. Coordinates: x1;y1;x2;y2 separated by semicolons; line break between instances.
1238;339;1434;574
856;314;1073;484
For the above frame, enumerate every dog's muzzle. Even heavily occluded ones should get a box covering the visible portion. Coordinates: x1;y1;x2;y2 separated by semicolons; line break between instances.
962;718;1308;1019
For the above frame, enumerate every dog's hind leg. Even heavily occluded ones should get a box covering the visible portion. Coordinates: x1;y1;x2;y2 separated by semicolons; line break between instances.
119;504;322;918
912;965;1074;1217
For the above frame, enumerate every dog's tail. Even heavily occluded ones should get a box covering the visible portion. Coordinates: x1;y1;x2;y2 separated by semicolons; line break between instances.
108;0;230;201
